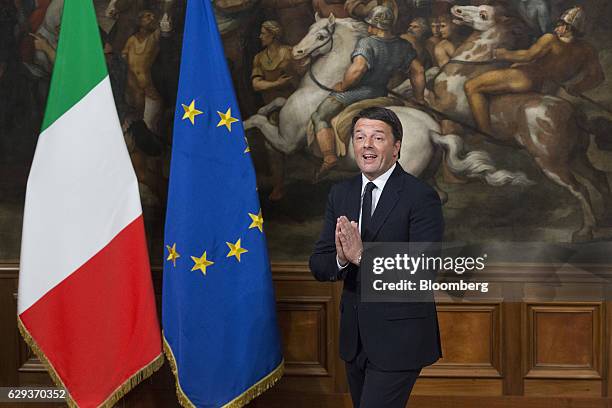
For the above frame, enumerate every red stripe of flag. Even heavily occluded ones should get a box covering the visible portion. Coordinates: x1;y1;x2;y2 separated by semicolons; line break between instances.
20;216;161;407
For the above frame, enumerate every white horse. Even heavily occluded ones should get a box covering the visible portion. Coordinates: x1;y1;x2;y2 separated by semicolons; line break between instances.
244;14;531;200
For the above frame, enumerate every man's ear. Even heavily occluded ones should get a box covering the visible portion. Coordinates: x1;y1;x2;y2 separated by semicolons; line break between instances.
394;140;401;157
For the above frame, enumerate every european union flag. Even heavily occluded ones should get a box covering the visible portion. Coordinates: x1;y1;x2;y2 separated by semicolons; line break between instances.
161;0;284;406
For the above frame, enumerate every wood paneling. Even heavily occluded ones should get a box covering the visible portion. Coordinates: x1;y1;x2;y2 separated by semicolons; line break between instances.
523;379;602;397
0;266;18;386
426;304;501;379
2;262;612;407
525;303;603;379
407;395;612;408
277;297;331;376
503;301;524;396
412;378;503;396
536;312;593;366
269;263;341;395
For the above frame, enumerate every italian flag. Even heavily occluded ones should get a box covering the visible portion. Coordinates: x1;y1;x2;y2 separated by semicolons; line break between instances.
17;0;163;407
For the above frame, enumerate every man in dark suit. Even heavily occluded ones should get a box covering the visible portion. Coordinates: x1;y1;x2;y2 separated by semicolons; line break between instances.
309;107;444;407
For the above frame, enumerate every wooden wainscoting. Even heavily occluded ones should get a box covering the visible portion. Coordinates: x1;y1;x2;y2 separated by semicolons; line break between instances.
2;262;612;407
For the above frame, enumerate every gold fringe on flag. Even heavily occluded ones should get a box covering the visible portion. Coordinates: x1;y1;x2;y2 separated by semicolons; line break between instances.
97;353;164;408
162;332;284;408
222;359;284;408
17;316;164;408
162;334;195;408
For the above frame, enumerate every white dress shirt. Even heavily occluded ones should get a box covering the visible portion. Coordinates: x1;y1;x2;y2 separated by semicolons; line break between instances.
337;163;397;269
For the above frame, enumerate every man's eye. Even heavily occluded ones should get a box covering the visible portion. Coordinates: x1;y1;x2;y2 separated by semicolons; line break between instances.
375;136;383;141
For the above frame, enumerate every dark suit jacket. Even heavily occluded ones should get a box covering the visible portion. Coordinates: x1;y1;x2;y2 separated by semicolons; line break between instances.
309;164;444;371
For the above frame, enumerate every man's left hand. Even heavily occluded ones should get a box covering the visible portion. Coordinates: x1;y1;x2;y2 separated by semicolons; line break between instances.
337;216;362;265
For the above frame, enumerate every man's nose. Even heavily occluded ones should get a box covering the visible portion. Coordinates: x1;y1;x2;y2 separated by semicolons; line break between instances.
363;137;373;147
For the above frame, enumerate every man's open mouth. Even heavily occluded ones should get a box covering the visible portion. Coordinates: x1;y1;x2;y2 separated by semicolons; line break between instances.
363;154;377;162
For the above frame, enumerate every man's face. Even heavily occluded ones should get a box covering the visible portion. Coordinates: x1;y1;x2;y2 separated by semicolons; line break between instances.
408;20;424;37
439;20;453;39
554;22;572;39
352;118;400;180
139;12;157;31
430;21;441;37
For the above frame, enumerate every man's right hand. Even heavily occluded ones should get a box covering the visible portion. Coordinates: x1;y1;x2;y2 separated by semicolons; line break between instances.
338;216;363;265
275;74;293;87
336;218;348;266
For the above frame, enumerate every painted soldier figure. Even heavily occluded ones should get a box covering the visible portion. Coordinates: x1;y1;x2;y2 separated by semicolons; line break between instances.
311;5;426;180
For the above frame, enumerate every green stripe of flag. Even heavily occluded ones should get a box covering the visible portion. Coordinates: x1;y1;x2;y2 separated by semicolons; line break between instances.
41;0;108;132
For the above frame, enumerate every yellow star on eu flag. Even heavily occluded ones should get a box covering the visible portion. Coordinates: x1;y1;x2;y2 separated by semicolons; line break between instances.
166;243;180;267
226;239;248;262
181;100;203;125
216;107;239;131
248;210;264;233
191;251;214;275
244;136;250;153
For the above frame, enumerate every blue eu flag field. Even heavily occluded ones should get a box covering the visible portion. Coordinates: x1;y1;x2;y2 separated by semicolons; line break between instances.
161;0;284;406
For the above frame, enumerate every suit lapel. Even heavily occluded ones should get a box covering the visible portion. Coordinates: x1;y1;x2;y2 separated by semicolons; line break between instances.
346;175;362;224
367;164;404;241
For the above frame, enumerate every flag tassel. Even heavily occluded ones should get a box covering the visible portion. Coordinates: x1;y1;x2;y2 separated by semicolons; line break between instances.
17;317;75;407
18;317;164;408
223;359;284;408
97;353;164;408
163;333;284;408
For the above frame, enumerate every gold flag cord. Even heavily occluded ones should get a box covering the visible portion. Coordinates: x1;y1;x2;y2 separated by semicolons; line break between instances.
162;332;284;408
18;316;164;408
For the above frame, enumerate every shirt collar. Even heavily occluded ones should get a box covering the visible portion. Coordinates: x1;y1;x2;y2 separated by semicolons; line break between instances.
361;163;397;196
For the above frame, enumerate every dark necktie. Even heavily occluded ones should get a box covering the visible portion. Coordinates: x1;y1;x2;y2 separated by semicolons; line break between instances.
361;182;376;241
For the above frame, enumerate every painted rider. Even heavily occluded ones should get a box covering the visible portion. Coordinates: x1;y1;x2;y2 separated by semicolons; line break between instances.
311;5;426;179
464;6;604;136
